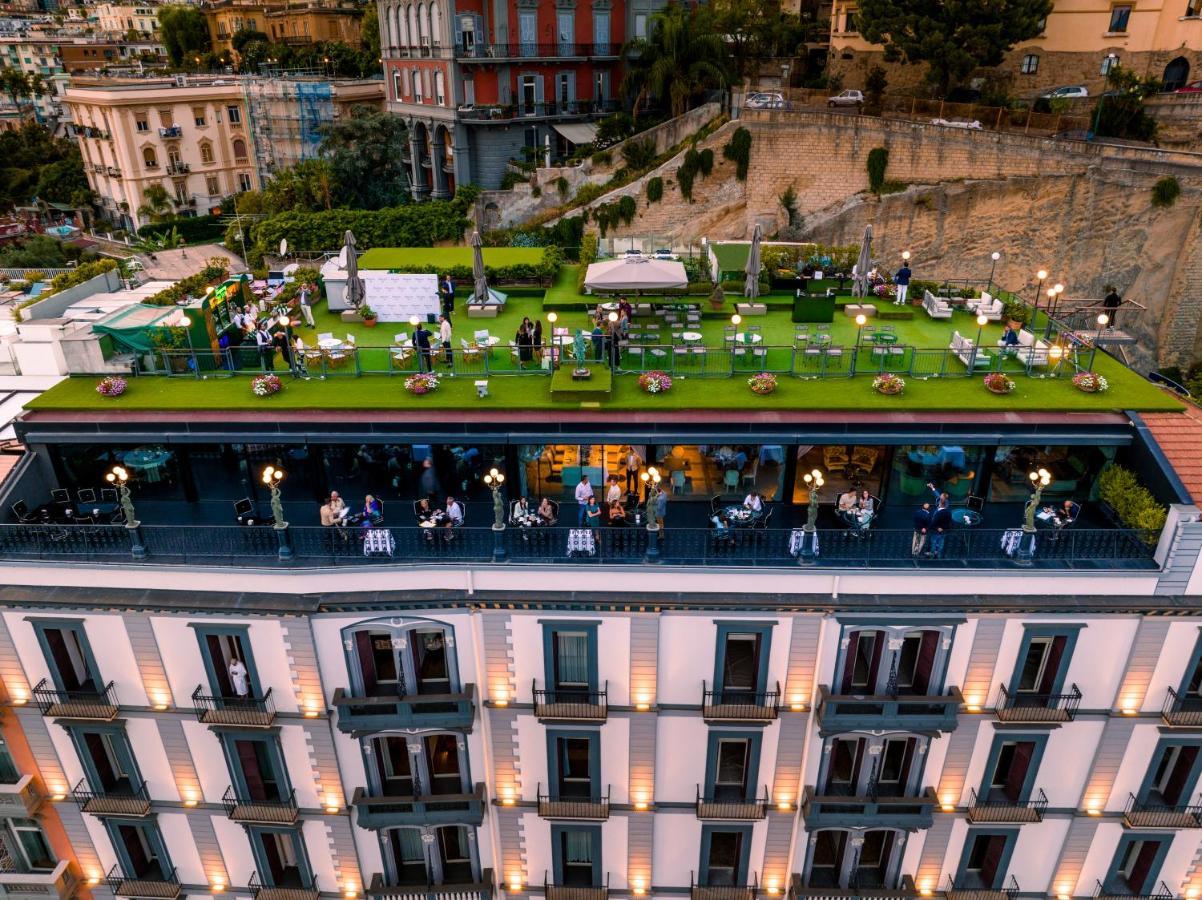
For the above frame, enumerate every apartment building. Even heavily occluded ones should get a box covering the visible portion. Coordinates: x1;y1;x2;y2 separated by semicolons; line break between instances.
93;4;161;39
63;76;259;229
202;0;364;54
829;0;1202;95
377;0;660;191
0;37;67;123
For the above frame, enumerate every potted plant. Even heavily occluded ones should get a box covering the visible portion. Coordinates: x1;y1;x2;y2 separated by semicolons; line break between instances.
361;306;378;328
638;371;673;394
872;373;905;395
709;284;725;311
96;376;127;398
405;373;440;395
149;325;190;373
748;372;777;395
983;372;1016;395
1072;371;1109;393
251;374;282;397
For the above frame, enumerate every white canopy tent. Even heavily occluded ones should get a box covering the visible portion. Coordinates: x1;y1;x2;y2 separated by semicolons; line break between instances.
583;256;688;292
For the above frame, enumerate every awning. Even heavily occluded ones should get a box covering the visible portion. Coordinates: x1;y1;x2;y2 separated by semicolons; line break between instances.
552;122;598;144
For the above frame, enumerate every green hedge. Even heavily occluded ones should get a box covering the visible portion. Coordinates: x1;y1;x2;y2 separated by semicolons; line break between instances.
139;215;227;244
143;259;230;307
1098;464;1167;539
380;249;562;285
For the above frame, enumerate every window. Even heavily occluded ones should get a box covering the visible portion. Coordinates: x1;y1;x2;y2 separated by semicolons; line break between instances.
1021;54;1039;74
837;626;948;696
519;10;536;54
393;69;402;100
1105;836;1171;896
713;623;772;702
347;619;458;697
412;70;424;103
5;820;55;873
143;147;157;169
1108;5;1131;31
238;173;252;192
822;735;922;797
233;138;247;161
1008;626;1080;707
552;826;601;887
980;735;1046;803
458;14;476;52
369;733;468;797
547;730;600;800
68;726;141;795
1139;741;1202;808
31;620;102;694
1102;54;1120;74
206;175;220;196
593;11;609;53
227;105;241;124
805;829;903;889
193;625;261;701
699;826;750;887
104;821;171;881
955;831;1017;890
193;108;206;127
135;116;148;132
703;731;760;801
381;825;477;887
434;70;445;105
542;621;598;701
0;738;17;784
247;828;313;888
200;143;214;164
220;733;291;803
634;13;647;38
557;11;574;53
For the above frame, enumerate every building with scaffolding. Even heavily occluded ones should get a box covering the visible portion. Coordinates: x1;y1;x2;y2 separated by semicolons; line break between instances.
242;73;386;184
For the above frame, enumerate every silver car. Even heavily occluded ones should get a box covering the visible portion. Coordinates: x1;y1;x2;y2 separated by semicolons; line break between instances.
828;89;864;107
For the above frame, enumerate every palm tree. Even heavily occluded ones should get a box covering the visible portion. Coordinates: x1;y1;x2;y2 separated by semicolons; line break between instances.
620;2;730;118
136;184;174;224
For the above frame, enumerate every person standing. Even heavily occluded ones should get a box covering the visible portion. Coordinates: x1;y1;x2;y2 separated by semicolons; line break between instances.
625;447;641;493
228;657;250;697
516;322;534;370
912;502;932;557
441;274;455;320
1103;285;1121;329
419;457;441;500
592;318;604;362
893;257;912;306
575;474;592;525
298;282;315;328
532;320;544;365
928;503;951;558
438;314;453;367
255;324;275;371
414;320;433;372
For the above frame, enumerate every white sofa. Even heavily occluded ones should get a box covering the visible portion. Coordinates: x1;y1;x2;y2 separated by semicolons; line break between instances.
949;330;991;369
966;291;1004;321
923;289;953;319
998;328;1050;366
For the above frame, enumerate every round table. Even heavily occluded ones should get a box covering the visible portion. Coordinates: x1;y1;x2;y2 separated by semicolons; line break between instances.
872;333;899;345
681;331;704;343
318;337;344;350
949;507;982;527
476;336;501;348
721;505;761;526
734;332;763;344
598;302;619;312
123;447;171;483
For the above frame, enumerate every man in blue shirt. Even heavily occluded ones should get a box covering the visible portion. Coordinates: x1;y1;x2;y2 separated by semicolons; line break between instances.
893;259;912;306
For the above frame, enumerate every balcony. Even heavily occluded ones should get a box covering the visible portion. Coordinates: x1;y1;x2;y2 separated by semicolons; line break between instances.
222;785;298;825
367;870;494;900
166;161;189;175
0;774;45;817
966;788;1047;824
250;872;319;900
454;42;618;60
1161;686;1202;727
457;100;621;122
31;679;118;720
0;860;79;900
106;167;122;177
106;864;181;900
691;874;757;900
158;126;182;138
789;873;922;899
545;875;608;900
1093;881;1172;900
71;778;151;817
332;685;476;735
537;784;610;820
801;786;937;830
994;683;1081;723
702;682;779;723
192;685;276;727
352;783;486;829
695;785;768;821
815;685;963;734
946;875;1019;900
1123;792;1202;828
533;681;607;722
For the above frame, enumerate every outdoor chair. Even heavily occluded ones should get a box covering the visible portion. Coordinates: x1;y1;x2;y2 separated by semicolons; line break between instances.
305;346;326;369
11;500;37;524
723;326;736;344
346;334;357;346
460;340;482;363
742;458;759;489
671;469;687;494
394;332;409;346
966;494;985;513
100;488;118;504
50;488;70;504
723;469;740;491
78;488;97;505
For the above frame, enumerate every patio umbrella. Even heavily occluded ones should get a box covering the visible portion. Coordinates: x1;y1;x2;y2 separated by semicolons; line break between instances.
744;224;762;299
471;230;488;304
342;229;365;310
852;224;873;298
583;257;688;291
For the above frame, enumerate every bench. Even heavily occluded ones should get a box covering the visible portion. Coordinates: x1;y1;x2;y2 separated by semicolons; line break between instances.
922;290;953;319
949;330;991;370
735;302;768;316
467;304;500;318
843;303;877;318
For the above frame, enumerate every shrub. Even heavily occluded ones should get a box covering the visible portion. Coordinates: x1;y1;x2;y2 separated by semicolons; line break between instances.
500;170;527;190
38;259;118;299
1152;176;1181;208
138;215;226;244
866;147;889;195
621;138;656;171
573;183;607;207
618;194;637;225
596;112;634;143
531;184;542;198
144;259;231;306
1099;464;1167;539
576;232;599;292
556;176;570;198
698;148;714;176
678;148;703;201
646;176;664;203
590;150;613;166
722;127;752;180
1002;299;1031;325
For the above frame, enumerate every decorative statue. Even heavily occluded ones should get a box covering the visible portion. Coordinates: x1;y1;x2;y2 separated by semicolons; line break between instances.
270;485;286;528
492;485;505;529
645;485;659;529
1023;487;1043;531
573;329;587;366
806;486;820;531
118;485;137;526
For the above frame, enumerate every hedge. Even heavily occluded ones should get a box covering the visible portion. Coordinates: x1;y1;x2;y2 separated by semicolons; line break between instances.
38;259;118;299
376;249;562;285
139;215;227;244
143;259;230;307
1098;464;1167;539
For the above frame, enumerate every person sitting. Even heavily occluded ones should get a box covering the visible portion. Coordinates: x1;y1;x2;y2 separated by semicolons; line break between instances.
999;323;1022;355
608;500;627;526
326;491;348;524
743;491;764;514
445;495;464;527
837;489;859;525
858;490;875;514
362;494;383;525
1060;498;1081;525
711;512;733;543
320;499;339;527
512;496;531;523
415;498;439;525
538;497;557;525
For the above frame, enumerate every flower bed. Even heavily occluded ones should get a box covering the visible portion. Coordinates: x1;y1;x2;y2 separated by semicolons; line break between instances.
405;373;441;395
638;370;673;394
251;374;282;397
1072;372;1109;393
96;376;127;398
872;373;905;395
983;373;1016;394
748;372;777;395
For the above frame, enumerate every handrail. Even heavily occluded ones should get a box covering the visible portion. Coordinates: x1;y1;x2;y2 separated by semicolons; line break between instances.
1093;880;1172;900
996;682;1082;720
31;677;118;715
250;871;319;899
695;784;770;819
222;784;298;823
536;782;611;819
191;684;276;720
532;680;608;719
702;680;780;719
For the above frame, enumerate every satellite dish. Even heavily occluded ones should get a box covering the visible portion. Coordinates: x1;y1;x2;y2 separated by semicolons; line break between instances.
283;263;299;277
279;238;288;257
336;246;348;268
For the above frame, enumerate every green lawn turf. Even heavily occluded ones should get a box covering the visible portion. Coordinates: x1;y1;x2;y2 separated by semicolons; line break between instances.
357;247;547;270
30;295;1183;414
710;242;751;274
544;265;586;305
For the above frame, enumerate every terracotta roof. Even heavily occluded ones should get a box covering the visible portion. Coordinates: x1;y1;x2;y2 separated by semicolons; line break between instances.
0;451;20;488
1143;406;1202;502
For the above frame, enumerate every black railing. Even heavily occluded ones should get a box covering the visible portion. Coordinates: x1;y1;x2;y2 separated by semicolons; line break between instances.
1162;686;1202;726
995;682;1082;722
537;783;611;820
249;872;319;900
31;678;119;718
71;777;151;816
695;784;768;820
106;864;181;899
1094;880;1172;900
455;41;618;58
367;870;494;900
947;875;1019;900
702;681;779;721
456;100;621;121
191;685;276;726
1124;792;1202;828
533;680;608;720
166;161;189;174
691;873;758;900
544;873;609;900
789;873;922;898
222;785;298;824
967;787;1048;823
332;685;476;733
158;126;181;138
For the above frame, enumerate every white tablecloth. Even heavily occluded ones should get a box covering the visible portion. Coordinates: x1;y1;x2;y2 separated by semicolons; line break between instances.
364;528;395;557
789;529;819;557
567;529;596;556
1001;529;1026;557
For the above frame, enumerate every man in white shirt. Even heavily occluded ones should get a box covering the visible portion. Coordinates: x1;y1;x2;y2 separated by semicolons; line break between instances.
743;492;763;513
606;476;622;506
438;314;453;367
445;495;464;526
575;475;592;524
228;658;250;697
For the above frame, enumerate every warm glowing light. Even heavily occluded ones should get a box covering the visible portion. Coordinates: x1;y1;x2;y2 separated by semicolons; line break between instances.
325;793;340;814
634;793;649;810
87;874;102;887
1057;894;1069;899
765;879;781;895
1185;889;1198;899
1121;705;1137;715
9;687;27;705
991;251;1001;261
1086;805;1101;816
855;314;866;327
501;785;516;806
152;691;170;711
965;695;982;712
344;882;358;898
183;791;199;807
50;785;66;801
493;686;509;706
1097;313;1109;326
919;880;934;897
730;314;742;326
635;693;651;711
977;314;988;327
547;311;558;324
632;877;647;896
212;881;226;893
941;794;955;812
1037;269;1048;280
789;693;805;711
902;251;911;260
1050;345;1063;361
1054;283;1064;294
508;876;523;893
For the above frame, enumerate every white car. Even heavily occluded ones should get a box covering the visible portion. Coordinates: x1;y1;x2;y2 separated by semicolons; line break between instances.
745;91;785;109
828;89;864;107
1040;85;1089;99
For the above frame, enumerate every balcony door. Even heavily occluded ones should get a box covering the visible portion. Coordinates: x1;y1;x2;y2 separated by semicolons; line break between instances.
75;728;139;795
894;632;939;695
856;830;899;888
548;628;593;702
824;738;866;796
371;733;468;797
807;830;847;888
841;630;883;694
1143;742;1202;807
824;735;922;798
384;827;427;885
249;828;311;889
1013;634;1066;706
383;826;478;887
699;827;750;887
805;829;902;890
874;737;917;798
34;622;100;693
715;624;771;704
705;733;759;803
436;826;475;883
352;624;454;697
840;627;948;696
225;735;290;803
550;732;598;800
196;625;260;702
984;740;1037;804
107;821;170;881
552;826;600;888
957;832;1015;891
1107;837;1169;897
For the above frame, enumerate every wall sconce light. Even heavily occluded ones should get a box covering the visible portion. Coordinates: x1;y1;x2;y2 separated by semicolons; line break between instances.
1185;889;1199;900
324;793;341;814
9;687;27;705
635;693;651;711
343;882;358;898
152;691;170;711
304;699;321;718
493;686;509;707
764;879;781;895
508;876;523;893
776;795;792;812
501;785;516;806
632;877;647;896
87;873;102;887
940;794;955;812
965;695;982;713
183;790;199;807
789;694;805;712
211;880;226;893
50;785;66;801
918;884;933;898
1085;804;1101;816
1120;704;1137;715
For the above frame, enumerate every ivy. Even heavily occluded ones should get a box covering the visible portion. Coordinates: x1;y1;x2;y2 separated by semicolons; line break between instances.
618;194;637;225
722;127;752;181
866;146;889;195
646;176;664;203
577;232;599;292
698;148;714;177
1152;176;1181;208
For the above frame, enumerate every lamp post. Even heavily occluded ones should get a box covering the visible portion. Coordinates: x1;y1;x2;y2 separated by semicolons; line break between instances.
1018;467;1052;565
1089;314;1109;370
106;466;145;559
607;310;619;367
1049;343;1064;377
1033;268;1048;329
262;465;292;560
988;251;1001;294
547;311;559;366
798;468;824;565
974;313;988;370
484;467;507;561
1043;287;1057;340
853;313;867;374
1091;54;1119;140
641;467;662;562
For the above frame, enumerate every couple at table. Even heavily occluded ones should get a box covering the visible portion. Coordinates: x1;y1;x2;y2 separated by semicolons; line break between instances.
416;496;464;529
512;496;557;526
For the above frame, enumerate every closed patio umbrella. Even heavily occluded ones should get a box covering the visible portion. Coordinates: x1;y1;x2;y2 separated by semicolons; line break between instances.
852;224;873;298
744;224;762;299
471;230;488;304
343;229;365;310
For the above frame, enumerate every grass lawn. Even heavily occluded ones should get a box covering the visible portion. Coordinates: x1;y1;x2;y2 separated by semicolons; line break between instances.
544;265;587;305
710;242;751;274
357;247;548;270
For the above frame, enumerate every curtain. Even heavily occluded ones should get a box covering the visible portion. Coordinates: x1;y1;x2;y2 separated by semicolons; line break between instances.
564;832;593;864
1037;635;1067;695
1004;742;1033;803
555;633;589;686
912;631;939;695
395;829;424;863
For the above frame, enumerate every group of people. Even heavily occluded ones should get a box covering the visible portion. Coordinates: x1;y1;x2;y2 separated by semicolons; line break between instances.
911;484;952;558
510;496;559;526
574;473;661;529
319;490;384;529
837;488;877;537
514;317;546;369
414;495;465;532
710;491;767;541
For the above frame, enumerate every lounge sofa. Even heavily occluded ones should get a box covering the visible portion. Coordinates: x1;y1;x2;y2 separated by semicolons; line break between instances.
998;328;1050;366
966;291;1004;321
923;290;953;319
949;330;991;369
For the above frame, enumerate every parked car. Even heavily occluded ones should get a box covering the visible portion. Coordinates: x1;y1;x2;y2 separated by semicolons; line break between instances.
1040;85;1089;99
1176;80;1202;92
827;89;864;107
746;91;786;109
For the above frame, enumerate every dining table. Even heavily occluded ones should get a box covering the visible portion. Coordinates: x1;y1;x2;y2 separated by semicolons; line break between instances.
871;333;899;345
681;331;704;344
721;505;762;527
949;507;982;527
734;332;763;344
318;337;345;350
123;447;172;483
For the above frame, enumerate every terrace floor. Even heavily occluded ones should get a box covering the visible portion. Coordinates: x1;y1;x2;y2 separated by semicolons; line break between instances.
26;295;1182;414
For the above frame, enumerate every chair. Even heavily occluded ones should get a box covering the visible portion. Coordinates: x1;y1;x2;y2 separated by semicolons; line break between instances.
473;329;492;344
394;332;410;346
306;346;327;369
723;468;740;491
77;488;97;505
346;334;357;346
966;494;985;513
50;488;70;504
850;446;879;472
710;494;726;514
824;446;850;473
742;458;759;489
460;339;482;363
671;469;687;495
10;500;36;523
100;487;118;504
72;515;95;525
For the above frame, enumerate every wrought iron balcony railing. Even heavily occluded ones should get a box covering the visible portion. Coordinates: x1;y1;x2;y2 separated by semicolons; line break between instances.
249;871;319;900
332;685;476;734
967;787;1048;824
815;684;963;732
1162;686;1202;727
801;785;937;829
946;874;1019;900
545;873;609;900
31;678;119;720
537;783;610;820
222;785;298;824
533;680;608;721
192;685;276;727
995;682;1081;723
166;161;190;174
691;873;758;900
454;41;618;59
702;681;779;722
1093;880;1172;900
106;864;181;900
695;785;768;820
158;126;182;138
366;869;494;900
71;777;151;817
1124;792;1202;828
789;873;922;899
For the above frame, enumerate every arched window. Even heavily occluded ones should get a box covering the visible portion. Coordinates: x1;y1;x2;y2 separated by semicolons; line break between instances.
417;3;429;44
406;4;417;46
232;138;247;161
434;70;445;105
200;142;214;164
142;147;158;168
430;3;442;46
392;69;402;100
342;617;459;696
1164;56;1190;91
412;69;423;102
380;826;478;887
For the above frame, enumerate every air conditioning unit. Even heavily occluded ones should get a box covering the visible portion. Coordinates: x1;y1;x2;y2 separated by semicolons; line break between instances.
174;73;187;87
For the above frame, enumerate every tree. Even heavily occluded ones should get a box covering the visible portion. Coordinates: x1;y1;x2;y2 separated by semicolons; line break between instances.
621;2;730;117
704;0;808;79
856;0;1051;96
136;184;174;224
0;69;43;109
35;153;92;206
158;6;210;67
361;3;380;61
231;28;269;53
1092;66;1160;141
261;159;335;214
318;108;411;209
0;124;88;212
864;65;887;115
